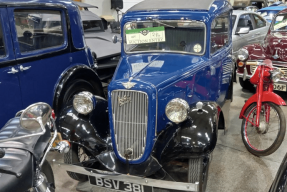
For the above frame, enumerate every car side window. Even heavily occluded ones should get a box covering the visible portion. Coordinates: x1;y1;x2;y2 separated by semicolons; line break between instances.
236;14;254;33
0;21;6;57
210;12;230;54
14;9;64;53
253;14;266;29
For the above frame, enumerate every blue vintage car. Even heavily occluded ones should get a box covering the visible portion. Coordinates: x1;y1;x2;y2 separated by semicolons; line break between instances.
57;0;233;191
0;0;108;128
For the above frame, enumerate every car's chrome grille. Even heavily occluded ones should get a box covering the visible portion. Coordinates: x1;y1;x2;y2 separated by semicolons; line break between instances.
250;65;257;75
111;90;148;160
251;65;287;78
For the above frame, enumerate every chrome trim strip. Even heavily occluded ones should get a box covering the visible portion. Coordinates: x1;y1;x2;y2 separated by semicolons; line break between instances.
53;162;199;192
111;90;149;160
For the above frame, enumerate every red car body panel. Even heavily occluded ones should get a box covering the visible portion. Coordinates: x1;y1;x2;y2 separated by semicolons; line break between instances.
237;8;287;75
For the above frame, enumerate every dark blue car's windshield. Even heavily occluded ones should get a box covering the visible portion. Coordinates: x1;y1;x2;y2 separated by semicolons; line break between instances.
124;20;206;55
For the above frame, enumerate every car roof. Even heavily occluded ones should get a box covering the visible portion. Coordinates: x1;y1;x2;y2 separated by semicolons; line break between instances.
0;0;75;7
0;0;69;3
232;10;261;16
128;0;217;11
259;6;287;11
80;10;101;21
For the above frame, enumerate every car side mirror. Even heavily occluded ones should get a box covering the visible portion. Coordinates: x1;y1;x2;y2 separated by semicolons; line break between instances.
112;35;122;44
236;27;250;35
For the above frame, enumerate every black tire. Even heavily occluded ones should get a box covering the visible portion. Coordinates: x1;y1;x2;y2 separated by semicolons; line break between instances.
41;160;55;192
241;102;286;156
239;77;253;91
64;144;89;181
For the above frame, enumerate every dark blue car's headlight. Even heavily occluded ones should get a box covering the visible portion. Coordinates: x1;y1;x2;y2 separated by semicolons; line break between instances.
73;92;95;115
165;98;189;123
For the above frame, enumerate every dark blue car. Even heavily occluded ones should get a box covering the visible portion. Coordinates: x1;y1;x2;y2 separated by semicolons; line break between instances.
57;0;233;191
0;0;106;128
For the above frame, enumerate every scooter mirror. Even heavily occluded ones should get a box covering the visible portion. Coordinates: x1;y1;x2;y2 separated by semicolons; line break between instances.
20;102;52;131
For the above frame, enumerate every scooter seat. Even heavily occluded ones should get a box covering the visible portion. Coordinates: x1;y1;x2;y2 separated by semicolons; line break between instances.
0;148;33;192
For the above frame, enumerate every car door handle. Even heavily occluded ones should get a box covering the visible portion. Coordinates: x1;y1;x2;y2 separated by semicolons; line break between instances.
20;65;31;72
7;67;19;74
255;32;261;35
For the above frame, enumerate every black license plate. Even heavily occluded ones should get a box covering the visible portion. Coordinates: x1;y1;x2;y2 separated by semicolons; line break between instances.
89;176;153;192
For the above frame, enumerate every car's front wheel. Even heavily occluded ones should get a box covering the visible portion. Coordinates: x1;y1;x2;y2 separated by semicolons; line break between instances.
64;144;90;181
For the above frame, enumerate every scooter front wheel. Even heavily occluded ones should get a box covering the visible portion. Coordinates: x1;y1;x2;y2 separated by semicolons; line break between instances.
241;102;286;156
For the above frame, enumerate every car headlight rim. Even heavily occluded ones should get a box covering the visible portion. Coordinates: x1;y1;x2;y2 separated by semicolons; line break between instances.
238;48;249;61
271;68;282;83
165;98;190;124
73;91;95;115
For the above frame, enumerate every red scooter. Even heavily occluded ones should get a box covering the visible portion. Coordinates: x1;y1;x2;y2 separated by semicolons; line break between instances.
239;59;286;156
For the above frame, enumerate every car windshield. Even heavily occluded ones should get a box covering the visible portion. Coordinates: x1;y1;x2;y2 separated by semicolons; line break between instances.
272;14;287;31
124;20;206;55
83;20;104;32
232;15;237;29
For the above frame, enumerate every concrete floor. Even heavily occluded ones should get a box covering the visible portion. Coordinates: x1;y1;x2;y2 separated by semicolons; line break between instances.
47;80;287;192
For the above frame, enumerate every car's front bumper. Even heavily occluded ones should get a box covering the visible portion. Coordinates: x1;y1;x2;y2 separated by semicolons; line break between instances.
237;71;287;85
53;161;199;192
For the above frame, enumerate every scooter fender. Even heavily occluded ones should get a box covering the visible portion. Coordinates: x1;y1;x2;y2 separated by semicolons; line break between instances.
239;91;286;119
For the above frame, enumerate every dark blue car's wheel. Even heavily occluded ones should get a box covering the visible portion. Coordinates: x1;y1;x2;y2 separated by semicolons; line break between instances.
62;79;96;106
64;144;89;181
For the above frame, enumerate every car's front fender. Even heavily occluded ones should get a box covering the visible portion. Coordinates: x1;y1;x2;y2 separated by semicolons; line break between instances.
56;97;109;152
154;102;219;163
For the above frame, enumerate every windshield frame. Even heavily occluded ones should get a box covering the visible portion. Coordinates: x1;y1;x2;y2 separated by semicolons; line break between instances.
271;13;287;32
123;20;207;56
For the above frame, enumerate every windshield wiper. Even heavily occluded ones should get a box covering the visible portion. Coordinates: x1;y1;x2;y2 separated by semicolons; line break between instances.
147;17;175;28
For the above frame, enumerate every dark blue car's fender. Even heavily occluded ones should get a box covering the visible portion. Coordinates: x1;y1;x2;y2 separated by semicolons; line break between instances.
154;102;219;163
56;96;109;153
53;64;104;115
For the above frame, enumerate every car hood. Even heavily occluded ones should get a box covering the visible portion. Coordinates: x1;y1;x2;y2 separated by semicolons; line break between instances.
84;29;121;59
112;53;209;89
265;32;287;62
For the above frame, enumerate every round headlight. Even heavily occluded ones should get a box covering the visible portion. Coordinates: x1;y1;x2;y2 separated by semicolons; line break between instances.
165;98;189;123
271;68;282;83
238;49;249;61
73;92;94;115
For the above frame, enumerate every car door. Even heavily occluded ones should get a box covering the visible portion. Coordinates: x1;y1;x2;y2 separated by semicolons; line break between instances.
0;7;22;128
210;12;232;105
8;7;71;108
252;13;269;44
233;14;257;54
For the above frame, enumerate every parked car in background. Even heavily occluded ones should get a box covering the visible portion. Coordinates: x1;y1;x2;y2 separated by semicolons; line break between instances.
232;0;268;10
269;1;284;7
237;7;287;91
0;0;111;128
232;10;270;76
257;6;287;23
57;0;233;191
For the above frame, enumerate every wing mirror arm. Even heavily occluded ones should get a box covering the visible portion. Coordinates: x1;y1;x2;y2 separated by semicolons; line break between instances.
112;35;122;44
